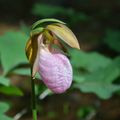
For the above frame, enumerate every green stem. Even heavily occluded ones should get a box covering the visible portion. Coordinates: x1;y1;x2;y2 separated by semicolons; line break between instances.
31;67;37;120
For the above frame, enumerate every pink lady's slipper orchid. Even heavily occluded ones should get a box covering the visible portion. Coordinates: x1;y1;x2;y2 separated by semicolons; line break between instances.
25;19;80;93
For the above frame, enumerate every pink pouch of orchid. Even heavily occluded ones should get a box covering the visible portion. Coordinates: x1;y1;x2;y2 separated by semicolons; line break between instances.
38;48;73;94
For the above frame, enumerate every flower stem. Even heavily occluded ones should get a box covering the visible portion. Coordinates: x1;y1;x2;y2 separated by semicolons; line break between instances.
31;67;37;120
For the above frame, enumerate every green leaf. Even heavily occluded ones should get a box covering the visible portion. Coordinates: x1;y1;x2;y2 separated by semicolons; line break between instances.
0;102;13;120
104;30;120;52
75;82;120;99
0;76;10;86
70;49;112;72
0;102;9;113
13;68;30;76
113;56;120;69
0;31;28;74
74;58;120;99
0;114;13;120
13;68;41;79
73;73;86;83
0;86;24;96
32;18;65;30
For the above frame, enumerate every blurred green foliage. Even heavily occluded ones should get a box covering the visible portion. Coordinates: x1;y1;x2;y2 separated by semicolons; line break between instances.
0;31;28;74
32;3;90;25
32;4;64;17
104;30;120;52
77;106;96;119
0;102;13;120
71;50;120;99
0;76;10;86
74;57;120;99
0;86;24;96
0;31;29;96
70;50;112;72
0;31;28;119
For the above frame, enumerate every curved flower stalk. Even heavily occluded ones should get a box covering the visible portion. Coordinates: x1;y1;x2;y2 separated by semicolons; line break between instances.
25;18;80;93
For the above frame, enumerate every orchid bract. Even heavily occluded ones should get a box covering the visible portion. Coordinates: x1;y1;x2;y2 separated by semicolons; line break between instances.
25;18;80;93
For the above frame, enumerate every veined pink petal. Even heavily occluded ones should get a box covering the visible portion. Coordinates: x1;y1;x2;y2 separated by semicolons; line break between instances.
38;48;73;93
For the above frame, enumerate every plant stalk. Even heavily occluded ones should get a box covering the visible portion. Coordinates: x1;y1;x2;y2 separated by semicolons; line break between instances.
31;67;37;120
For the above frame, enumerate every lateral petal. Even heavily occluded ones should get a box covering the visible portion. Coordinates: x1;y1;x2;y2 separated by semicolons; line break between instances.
25;34;43;77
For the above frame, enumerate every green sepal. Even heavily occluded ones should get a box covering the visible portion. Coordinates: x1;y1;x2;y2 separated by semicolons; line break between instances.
32;18;65;30
30;27;44;37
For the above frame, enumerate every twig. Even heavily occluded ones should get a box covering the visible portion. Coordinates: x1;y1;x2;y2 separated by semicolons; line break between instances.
13;109;27;120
